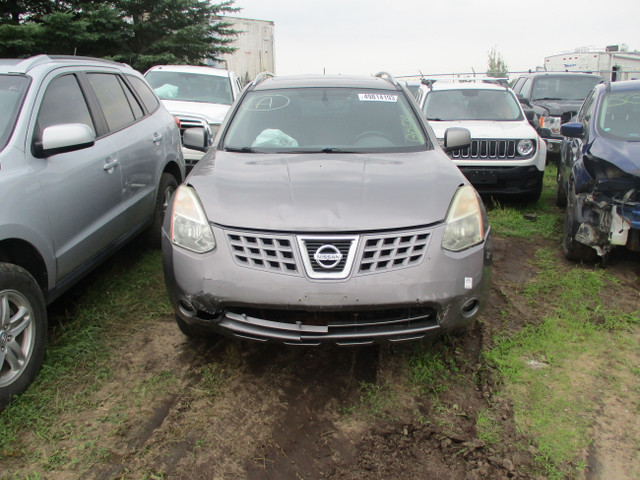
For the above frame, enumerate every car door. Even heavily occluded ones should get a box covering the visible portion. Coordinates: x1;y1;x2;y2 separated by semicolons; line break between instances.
566;90;596;185
85;72;163;230
32;72;123;282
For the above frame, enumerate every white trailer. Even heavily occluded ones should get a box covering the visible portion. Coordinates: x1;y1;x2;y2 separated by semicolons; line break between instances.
544;45;640;81
214;16;275;85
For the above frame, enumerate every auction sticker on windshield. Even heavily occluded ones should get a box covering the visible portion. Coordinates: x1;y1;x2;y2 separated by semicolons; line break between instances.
358;93;398;102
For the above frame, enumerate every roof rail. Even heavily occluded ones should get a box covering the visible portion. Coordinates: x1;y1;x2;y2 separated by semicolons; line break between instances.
374;71;397;85
420;78;437;89
252;71;275;86
7;54;129;74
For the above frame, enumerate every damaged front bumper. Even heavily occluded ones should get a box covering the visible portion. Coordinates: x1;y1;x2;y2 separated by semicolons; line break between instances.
162;224;493;346
574;182;640;256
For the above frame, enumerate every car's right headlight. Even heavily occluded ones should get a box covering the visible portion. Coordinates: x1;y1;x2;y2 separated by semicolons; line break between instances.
170;185;216;253
442;185;485;252
539;115;562;134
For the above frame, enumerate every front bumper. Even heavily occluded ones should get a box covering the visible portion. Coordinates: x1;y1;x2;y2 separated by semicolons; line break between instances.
544;138;563;153
163;224;493;346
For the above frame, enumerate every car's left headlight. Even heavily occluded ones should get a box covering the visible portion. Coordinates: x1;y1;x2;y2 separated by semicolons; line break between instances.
442;185;485;252
170;185;216;253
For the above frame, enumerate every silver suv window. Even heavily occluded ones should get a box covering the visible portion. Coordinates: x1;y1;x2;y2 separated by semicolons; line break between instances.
35;74;94;138
87;73;141;132
223;87;427;152
423;89;523;122
0;75;30;151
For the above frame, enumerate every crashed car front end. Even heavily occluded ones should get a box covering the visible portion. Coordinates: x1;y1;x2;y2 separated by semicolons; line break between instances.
572;154;640;257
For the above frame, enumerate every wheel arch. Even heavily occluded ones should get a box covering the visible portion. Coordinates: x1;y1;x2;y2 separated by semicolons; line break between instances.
0;239;49;298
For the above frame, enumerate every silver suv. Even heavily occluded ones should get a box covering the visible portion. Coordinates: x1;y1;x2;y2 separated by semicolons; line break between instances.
164;73;492;345
0;55;185;408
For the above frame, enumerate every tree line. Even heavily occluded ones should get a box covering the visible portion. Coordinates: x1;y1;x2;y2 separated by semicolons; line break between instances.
0;0;239;72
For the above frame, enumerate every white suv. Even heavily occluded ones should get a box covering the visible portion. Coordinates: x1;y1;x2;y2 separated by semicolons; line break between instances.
415;80;546;202
145;65;243;170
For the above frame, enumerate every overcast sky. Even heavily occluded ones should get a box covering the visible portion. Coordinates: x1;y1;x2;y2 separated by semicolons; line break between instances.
231;0;640;79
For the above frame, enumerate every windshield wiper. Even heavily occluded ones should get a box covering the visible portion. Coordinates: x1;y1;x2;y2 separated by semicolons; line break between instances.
532;97;562;101
224;146;255;153
320;147;355;153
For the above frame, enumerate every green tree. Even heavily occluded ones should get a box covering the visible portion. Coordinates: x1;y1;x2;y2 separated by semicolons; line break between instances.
0;0;239;72
487;46;509;78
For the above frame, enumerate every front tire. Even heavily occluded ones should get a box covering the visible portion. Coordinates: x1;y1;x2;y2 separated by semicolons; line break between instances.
146;173;178;249
0;263;47;409
555;168;567;207
562;183;597;263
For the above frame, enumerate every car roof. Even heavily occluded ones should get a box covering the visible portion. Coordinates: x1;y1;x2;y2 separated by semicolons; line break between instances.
145;65;233;77
597;79;640;93
253;74;399;91
518;71;602;79
0;55;131;75
420;81;508;92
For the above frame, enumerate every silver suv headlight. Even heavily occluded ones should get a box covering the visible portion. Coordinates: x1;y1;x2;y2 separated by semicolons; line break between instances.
442;185;485;252
170;186;216;253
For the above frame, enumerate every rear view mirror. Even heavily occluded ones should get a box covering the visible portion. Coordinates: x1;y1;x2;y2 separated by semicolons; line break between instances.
182;128;210;152
443;127;471;152
35;123;95;157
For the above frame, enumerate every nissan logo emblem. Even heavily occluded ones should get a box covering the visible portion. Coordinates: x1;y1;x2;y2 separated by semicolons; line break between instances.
314;244;342;269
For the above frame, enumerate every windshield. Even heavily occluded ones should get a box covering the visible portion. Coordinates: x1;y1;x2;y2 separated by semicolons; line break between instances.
145;70;233;105
598;91;640;140
223;87;428;153
531;75;601;101
0;74;30;151
423;89;522;121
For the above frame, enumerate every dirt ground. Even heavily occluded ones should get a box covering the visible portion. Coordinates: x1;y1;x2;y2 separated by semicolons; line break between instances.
3;235;640;479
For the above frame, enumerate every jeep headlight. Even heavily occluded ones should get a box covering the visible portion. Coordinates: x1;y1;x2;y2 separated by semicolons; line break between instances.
517;139;535;156
539;115;562;134
170;186;216;253
442;185;485;252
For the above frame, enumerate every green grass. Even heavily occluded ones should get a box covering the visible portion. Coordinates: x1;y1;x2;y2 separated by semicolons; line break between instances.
0;243;172;469
405;341;460;395
485;165;560;239
484;190;640;479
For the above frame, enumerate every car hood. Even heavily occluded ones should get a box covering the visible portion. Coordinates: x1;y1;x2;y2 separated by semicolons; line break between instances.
160;100;230;124
531;99;583;116
428;120;537;139
187;151;466;231
589;136;640;177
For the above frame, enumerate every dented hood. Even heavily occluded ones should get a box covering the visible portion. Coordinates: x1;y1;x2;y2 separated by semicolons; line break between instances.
187;150;466;232
589;136;640;177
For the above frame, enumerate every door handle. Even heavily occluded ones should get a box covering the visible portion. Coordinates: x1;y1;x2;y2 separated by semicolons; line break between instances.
103;158;119;172
152;132;162;143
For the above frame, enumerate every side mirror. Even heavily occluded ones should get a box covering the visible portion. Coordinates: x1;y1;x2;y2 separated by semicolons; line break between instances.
182;128;210;152
524;108;535;123
516;93;531;108
35;123;95;157
443;127;471;152
560;122;584;138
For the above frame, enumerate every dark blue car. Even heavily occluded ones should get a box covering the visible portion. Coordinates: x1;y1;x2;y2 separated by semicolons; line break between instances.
557;80;640;262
